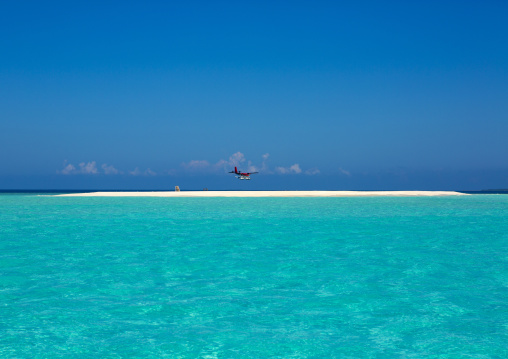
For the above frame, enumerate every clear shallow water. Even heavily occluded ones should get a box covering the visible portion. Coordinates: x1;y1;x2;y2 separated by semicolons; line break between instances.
1;195;507;358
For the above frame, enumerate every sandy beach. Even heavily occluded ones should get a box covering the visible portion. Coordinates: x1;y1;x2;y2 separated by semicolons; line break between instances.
55;191;468;197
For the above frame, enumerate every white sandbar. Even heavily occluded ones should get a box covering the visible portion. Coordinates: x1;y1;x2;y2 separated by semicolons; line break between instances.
55;191;468;197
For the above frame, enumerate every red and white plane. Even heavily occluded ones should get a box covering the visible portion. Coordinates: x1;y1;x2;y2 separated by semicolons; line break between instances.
229;167;258;180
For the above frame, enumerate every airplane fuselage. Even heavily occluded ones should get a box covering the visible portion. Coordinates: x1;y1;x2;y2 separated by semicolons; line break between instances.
230;167;257;180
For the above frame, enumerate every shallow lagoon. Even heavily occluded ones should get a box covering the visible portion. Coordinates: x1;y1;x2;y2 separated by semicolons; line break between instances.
1;195;507;357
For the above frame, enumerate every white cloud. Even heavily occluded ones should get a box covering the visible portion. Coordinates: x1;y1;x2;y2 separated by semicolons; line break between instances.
181;153;303;176
214;159;228;169
128;167;156;176
145;168;156;176
172;152;312;177
165;168;178;175
57;161;156;176
261;153;271;173
276;163;302;174
58;161;100;175
180;152;249;174
182;160;210;171
246;161;258;173
60;163;76;175
102;163;120;175
78;161;98;174
290;164;302;174
229;152;245;165
339;167;351;176
305;168;320;175
129;167;141;176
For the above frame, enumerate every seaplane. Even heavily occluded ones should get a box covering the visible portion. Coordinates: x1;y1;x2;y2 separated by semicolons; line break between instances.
229;167;258;180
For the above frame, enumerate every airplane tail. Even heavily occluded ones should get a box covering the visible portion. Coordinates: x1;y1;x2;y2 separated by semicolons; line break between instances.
235;167;238;174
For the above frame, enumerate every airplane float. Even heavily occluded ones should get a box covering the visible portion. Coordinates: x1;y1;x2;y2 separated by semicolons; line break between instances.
229;167;258;180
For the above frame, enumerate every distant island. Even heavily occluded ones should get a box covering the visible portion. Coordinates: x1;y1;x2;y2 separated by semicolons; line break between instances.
460;189;508;194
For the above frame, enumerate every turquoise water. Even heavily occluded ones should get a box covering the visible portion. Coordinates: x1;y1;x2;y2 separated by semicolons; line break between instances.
1;195;507;358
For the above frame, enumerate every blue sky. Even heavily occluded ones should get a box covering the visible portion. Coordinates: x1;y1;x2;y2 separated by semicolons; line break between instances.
1;1;507;190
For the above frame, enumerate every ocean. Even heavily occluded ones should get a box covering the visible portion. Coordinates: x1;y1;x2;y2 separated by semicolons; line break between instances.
1;194;507;358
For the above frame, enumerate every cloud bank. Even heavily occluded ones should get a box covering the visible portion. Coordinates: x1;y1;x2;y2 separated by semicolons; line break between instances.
339;167;351;176
102;164;120;175
276;164;302;174
58;153;321;177
59;161;120;175
129;167;157;176
59;161;100;175
178;152;320;176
